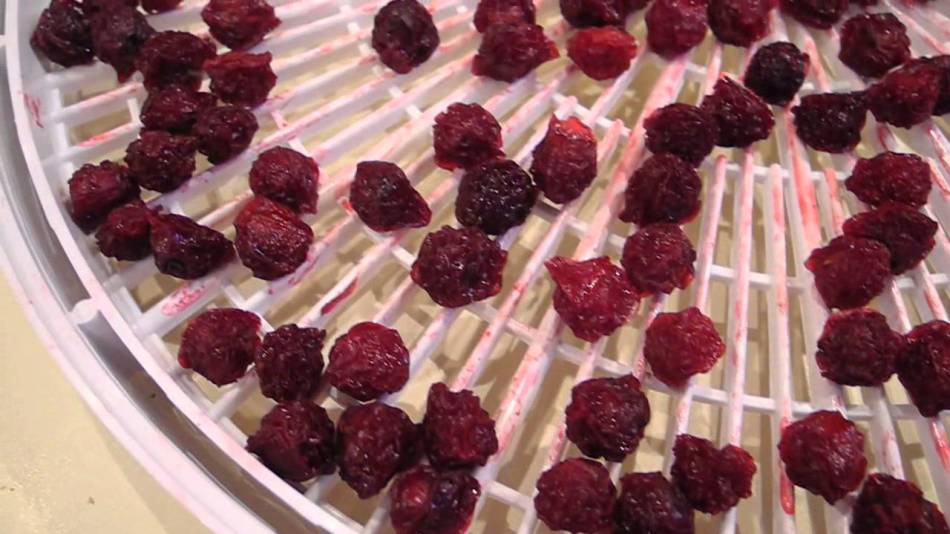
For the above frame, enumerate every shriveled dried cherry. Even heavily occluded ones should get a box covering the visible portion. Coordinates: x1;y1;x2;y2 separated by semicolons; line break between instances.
125;130;197;193
620;154;702;226
644;103;717;166
371;0;440;74
531;116;598;203
96;200;152;260
474;0;536;32
136;31;216;91
246;401;336;482
805;235;891;310
778;410;867;503
390;465;480;534
89;6;155;81
559;0;631;28
779;0;847;28
671;434;756;514
744;41;809;107
411;226;507;308
622;223;696;295
433;102;503;171
534;458;616;533
545;256;639;342
792;91;868;153
351;161;431;232
845;152;932;208
867;60;941;128
255;324;326;402
194;105;259;164
565;374;650;461
31;0;94;68
249;147;319;214
615;472;695;534
205;51;277;108
326;322;410;401
816;308;902;386
235;196;312;280
925;55;950;116
842;202;937;274
567;27;638;81
423;382;498;470
838;14;910;78
337;402;420;498
141;86;217;135
708;0;770;47
897;320;950;417
644;307;725;388
852;474;950;534
700;76;774;148
646;0;708;58
456;159;537;235
178;308;261;386
149;212;235;279
68;160;139;232
201;0;281;51
472;22;559;82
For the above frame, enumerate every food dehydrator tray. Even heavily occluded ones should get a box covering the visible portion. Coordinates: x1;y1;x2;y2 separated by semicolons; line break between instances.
3;0;950;532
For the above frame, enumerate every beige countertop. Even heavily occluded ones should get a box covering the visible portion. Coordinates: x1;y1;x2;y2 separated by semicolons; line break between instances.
0;275;210;534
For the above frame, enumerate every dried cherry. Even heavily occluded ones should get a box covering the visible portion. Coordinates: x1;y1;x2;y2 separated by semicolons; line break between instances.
337;402;420;498
31;0;94;68
472;22;559;82
867;59;942;128
141;86;217;135
534;458;616;533
622;223;696;295
567;27;639;81
433;102;504;171
838;14;910;78
390;465;480;534
351;161;431;232
644;307;725;388
204;51;277;108
646;0;708;58
816;308;902;386
897;320;950;417
456;159;537;235
671;434;756;514
255;324;326;402
371;0;440;74
779;0;847;28
792;91;868;153
178;308;261;386
423;382;498;470
565;374;650;461
708;0;770;48
149;212;235;279
744;41;809;107
615;472;695;534
326;322;410;401
474;0;536;32
246;401;336;482
89;6;155;81
125;130;197;193
136;31;216;91
249;147;320;214
619;154;702;226
805;235;891;310
411;226;507;308
68;160;139;232
700;77;774;148
96;200;153;260
545;256;639;342
194;105;259;164
852;474;950;534
644;103;717;166
201;0;281;51
845;152;932;209
559;0;631;28
778;410;867;503
531;116;598;203
235;196;312;280
842;202;937;274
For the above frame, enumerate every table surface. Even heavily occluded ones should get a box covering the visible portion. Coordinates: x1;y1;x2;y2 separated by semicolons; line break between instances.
0;275;210;534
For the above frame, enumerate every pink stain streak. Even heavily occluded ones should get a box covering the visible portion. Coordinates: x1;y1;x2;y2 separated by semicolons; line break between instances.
321;277;359;315
23;93;43;128
161;281;212;316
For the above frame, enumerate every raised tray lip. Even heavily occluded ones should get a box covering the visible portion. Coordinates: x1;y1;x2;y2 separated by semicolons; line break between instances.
1;2;345;532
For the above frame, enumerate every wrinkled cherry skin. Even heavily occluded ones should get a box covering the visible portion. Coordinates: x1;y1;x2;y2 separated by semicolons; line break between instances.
371;0;440;74
778;410;867;503
433;103;504;171
845;152;932;209
622;223;696;295
560;0;631;28
246;401;336;482
31;0;94;68
457;159;537;235
255;324;326;402
337;402;420;499
805;235;891;310
351;161;432;232
671;434;756;514
422;382;499;470
141;86;217;135
411;226;507;308
744;42;809;107
249;147;319;214
194;106;259;164
779;0;847;28
897;320;950;417
178;308;261;386
89;6;155;82
472;22;559;82
149;212;235;279
201;0;281;51
136;31;216;91
474;0;536;32
644;307;726;388
68;161;140;233
531;116;598;203
620;154;702;226
205;51;277;108
390;465;481;534
792;91;868;153
235;197;313;280
852;474;950;534
646;0;708;58
546;256;639;342
701;77;774;148
96;200;153;260
125;130;197;193
567;27;638;81
868;60;942;128
534;458;616;533
816;308;902;386
842;202;937;274
644;103;717;166
708;0;770;47
925;55;950;116
838;14;910;78
326;322;410;401
615;472;695;534
565;375;650;461
141;0;184;13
